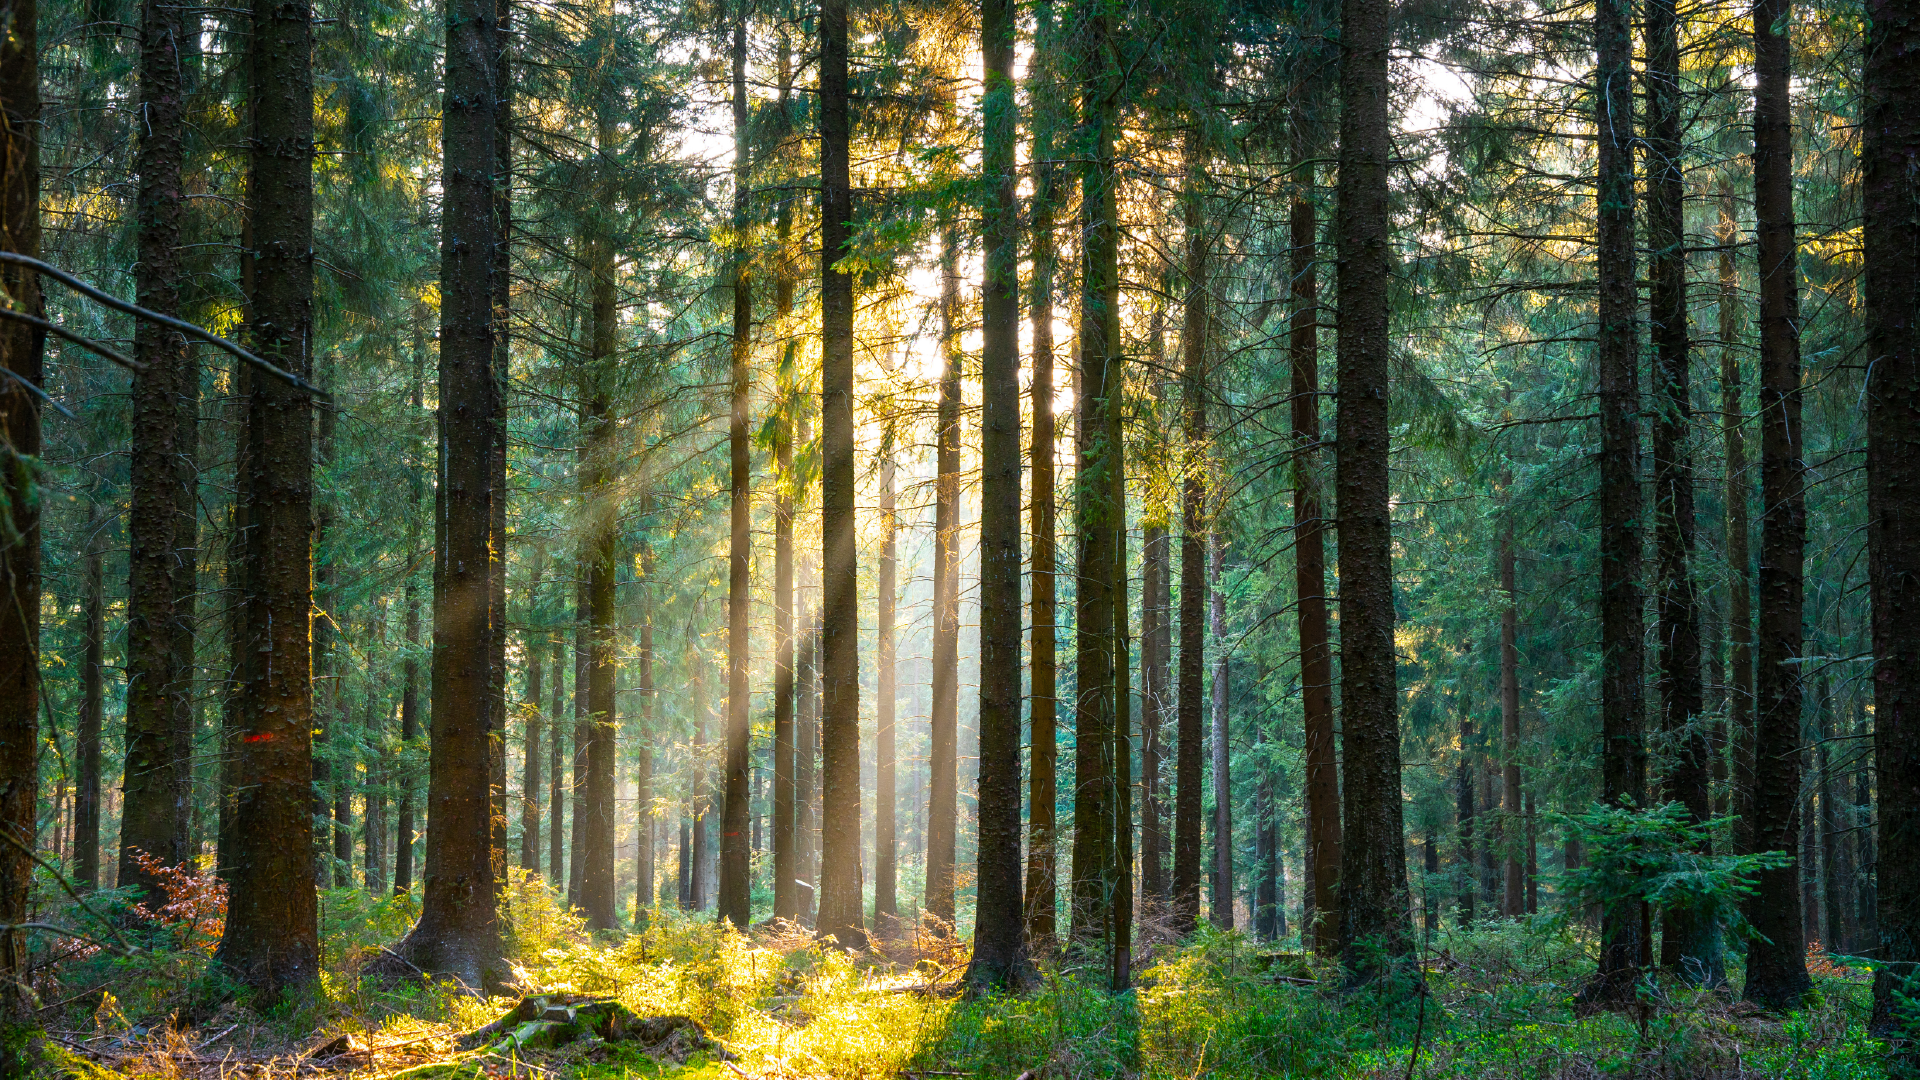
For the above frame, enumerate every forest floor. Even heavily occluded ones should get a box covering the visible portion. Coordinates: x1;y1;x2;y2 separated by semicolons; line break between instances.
20;873;1891;1079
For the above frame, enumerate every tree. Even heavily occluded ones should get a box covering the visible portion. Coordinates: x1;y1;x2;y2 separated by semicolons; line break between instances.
1210;538;1231;929
389;0;506;986
1743;0;1811;1008
1333;0;1412;974
0;0;39;1017
815;0;863;947
771;31;800;925
214;0;319;996
122;0;195;905
967;0;1029;987
1863;0;1920;1035
1172;126;1210;938
718;0;753;931
875;434;898;923
1291;103;1339;957
927;222;961;928
1581;0;1647;1006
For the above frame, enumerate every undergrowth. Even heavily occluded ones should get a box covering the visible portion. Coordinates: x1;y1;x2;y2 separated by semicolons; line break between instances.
22;872;1893;1078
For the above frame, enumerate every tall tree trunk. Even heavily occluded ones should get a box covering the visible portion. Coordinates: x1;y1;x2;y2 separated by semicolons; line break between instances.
1068;0;1120;950
1647;0;1713;981
578;226;619;930
1210;539;1231;929
816;0;862;948
1173;128;1210;939
1500;509;1525;918
968;0;1027;983
691;686;710;910
1721;183;1754;859
769;28;799;928
216;0;318;994
1863;0;1920;1034
1141;519;1169;904
391;0;505;986
635;608;654;917
1819;677;1855;952
365;692;387;894
1024;7;1061;946
1457;708;1476;926
1291;110;1340;957
1583;0;1648;1005
76;506;105;888
795;616;817;920
1744;0;1812;1006
570;570;588;903
0;0;37;1017
521;566;544;874
487;0;513;905
1334;0;1411;974
719;0;754;930
548;635;565;886
1112;429;1133;991
1479;758;1499;911
123;0;195;903
1254;767;1276;940
875;446;898;923
393;340;426;896
926;223;962;929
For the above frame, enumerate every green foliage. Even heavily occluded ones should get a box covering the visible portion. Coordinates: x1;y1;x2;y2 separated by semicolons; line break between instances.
1556;802;1788;945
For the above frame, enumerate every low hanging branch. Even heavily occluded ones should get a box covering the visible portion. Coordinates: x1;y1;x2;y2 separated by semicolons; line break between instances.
0;306;142;374
0;251;326;397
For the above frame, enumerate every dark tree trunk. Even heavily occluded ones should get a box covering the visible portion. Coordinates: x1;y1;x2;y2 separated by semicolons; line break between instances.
487;0;513;907
635;610;655;916
1647;0;1713;981
365;692;387;895
215;0;318;995
570;574;588;904
0;0;36;1016
1720;184;1755;860
1500;513;1525;918
719;0;753;931
1744;0;1812;1007
926;224;962;930
875;451;898;924
1864;0;1920;1034
1141;521;1169;905
393;342;426;896
548;635;565;886
1069;0;1121;950
578;236;619;930
1291;114;1340;957
968;0;1027;985
1112;434;1134;991
390;0;505;986
1422;832;1440;938
1254;763;1276;939
795;617;818;920
1024;12;1061;947
1211;540;1232;929
1582;0;1648;1006
124;0;195;903
1819;678;1855;952
1458;711;1476;926
522;595;544;874
1173;129;1210;939
76;508;105;889
1479;759;1499;913
1334;0;1412;975
816;0;862;948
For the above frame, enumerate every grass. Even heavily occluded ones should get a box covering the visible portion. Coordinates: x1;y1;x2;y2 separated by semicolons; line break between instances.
18;873;1895;1078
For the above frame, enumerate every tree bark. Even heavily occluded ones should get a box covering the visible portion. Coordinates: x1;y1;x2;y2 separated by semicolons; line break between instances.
521;558;545;874
1173;128;1210;939
1721;184;1754;861
216;0;318;994
1024;6;1061;947
795;616;817;920
925;223;962;929
1744;0;1812;1006
76;506;105;889
718;0;754;930
967;0;1027;983
816;0;862;946
1582;0;1648;1005
875;447;898;924
577;225;619;930
123;0;196;904
1290;114;1340;956
635;607;654;917
390;0;505;986
1141;518;1169;904
1068;0;1121;950
394;339;427;896
1865;0;1920;1033
1334;0;1412;975
1458;709;1476;925
1500;508;1525;918
1210;538;1231;930
548;635;565;886
0;0;37;1016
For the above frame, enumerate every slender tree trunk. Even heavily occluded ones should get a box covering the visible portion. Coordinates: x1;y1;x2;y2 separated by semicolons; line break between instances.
1335;0;1411;974
769;30;799;928
796;617;817;920
1863;0;1920;1034
924;224;962;929
124;0;195;903
1254;768;1276;939
816;0;862;947
1024;14;1061;946
1721;184;1754;859
522;592;544;874
1141;520;1168;904
393;341;426;896
570;571;588;903
549;635;565;886
1291;111;1340;957
577;232;619;930
1583;0;1648;1005
1458;710;1476;925
1173;128;1211;939
968;0;1027;981
76;507;105;888
1112;432;1134;991
1210;540;1232;929
216;0;318;994
1819;677;1855;952
391;0;505;985
635;608;654;918
1069;0;1121;951
1744;0;1812;1006
1500;510;1525;918
1479;759;1499;911
875;449;898;923
0;0;37;1016
488;0;513;903
719;0;754;930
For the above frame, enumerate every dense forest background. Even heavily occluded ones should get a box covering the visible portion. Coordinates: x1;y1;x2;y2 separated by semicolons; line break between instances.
0;0;1915;1068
